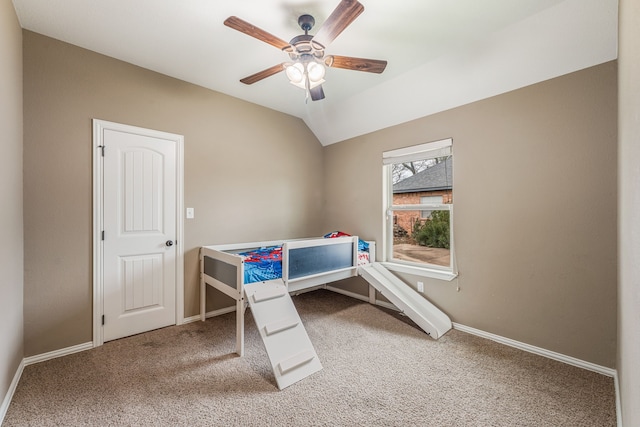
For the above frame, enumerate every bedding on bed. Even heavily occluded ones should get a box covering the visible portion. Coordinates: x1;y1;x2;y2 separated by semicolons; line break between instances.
238;246;283;284
237;233;370;284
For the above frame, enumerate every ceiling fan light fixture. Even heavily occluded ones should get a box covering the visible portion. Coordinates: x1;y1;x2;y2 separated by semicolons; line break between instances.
307;61;326;83
285;61;325;90
285;62;305;84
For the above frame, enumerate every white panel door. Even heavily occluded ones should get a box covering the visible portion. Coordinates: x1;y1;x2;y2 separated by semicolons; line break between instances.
102;128;177;341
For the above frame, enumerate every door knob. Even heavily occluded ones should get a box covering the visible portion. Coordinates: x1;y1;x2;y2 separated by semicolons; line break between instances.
166;240;174;247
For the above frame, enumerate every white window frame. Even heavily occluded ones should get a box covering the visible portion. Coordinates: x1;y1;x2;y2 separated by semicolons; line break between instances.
382;138;457;281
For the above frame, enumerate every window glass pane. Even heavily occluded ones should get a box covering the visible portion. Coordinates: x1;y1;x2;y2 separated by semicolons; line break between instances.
392;209;450;267
389;154;452;269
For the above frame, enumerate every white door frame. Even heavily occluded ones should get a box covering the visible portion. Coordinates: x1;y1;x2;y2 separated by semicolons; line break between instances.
92;119;185;347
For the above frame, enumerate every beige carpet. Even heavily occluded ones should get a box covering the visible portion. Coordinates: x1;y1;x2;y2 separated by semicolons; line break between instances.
4;290;616;426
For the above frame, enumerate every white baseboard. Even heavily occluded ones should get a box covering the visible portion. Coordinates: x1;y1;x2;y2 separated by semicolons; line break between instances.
290;285;324;296
614;371;622;427
325;289;618;379
197;305;236;320
0;359;25;424
23;342;94;367
2;341;93;425
452;322;616;377
182;314;203;324
452;323;622;426
323;285;367;302
324;285;397;311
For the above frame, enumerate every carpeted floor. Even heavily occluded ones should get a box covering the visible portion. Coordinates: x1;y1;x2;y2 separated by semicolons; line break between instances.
3;290;616;426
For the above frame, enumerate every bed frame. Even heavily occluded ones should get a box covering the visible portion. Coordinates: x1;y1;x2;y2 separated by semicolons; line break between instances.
200;236;365;356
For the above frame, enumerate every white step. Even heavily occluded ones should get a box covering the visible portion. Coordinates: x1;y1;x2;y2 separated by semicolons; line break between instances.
278;350;315;374
359;263;452;339
264;318;299;336
252;287;287;303
244;280;322;390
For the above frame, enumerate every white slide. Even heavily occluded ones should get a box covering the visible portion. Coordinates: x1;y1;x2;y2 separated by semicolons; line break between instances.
359;263;452;339
244;279;322;390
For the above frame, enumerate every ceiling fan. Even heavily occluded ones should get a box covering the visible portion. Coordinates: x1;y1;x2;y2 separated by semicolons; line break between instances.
224;0;387;101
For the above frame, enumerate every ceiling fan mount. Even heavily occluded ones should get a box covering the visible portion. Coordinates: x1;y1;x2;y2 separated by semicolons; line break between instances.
285;15;325;64
297;14;315;34
224;0;387;101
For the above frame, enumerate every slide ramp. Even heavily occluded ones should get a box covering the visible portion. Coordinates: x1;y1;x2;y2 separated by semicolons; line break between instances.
244;279;322;390
359;263;452;339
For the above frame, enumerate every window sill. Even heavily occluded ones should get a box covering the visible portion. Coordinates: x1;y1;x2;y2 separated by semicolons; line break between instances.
381;262;458;282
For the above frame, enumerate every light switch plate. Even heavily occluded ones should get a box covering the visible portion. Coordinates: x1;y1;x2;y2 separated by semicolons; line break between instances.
186;207;194;219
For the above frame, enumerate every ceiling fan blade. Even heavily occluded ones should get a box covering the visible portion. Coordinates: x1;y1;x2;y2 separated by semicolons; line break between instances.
325;55;387;73
311;0;364;48
224;16;290;50
239;64;286;85
310;85;325;101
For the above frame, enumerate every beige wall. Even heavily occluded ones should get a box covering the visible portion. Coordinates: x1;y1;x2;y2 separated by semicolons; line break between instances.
324;62;618;368
618;0;640;424
23;31;325;356
20;28;620;371
0;0;24;411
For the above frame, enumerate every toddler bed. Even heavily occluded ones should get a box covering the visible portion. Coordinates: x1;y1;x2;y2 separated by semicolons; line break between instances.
200;234;372;356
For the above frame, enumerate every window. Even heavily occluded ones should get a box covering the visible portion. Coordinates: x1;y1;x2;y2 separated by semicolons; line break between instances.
383;138;455;278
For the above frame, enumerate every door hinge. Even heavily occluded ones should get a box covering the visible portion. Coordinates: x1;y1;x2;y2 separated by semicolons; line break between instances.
101;230;105;241
98;145;105;156
102;315;105;326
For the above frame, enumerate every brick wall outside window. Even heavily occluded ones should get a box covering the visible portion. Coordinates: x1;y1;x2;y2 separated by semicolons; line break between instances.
393;190;453;236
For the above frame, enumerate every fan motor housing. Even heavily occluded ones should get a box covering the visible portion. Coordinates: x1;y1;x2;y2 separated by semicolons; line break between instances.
286;33;324;60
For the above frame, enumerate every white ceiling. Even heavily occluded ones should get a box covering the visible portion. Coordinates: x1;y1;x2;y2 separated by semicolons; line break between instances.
12;0;618;145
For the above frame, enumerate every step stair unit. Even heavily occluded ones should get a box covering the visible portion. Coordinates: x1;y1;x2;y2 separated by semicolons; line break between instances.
244;279;323;390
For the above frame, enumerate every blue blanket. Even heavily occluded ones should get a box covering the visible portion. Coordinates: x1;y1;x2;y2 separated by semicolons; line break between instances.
239;246;283;284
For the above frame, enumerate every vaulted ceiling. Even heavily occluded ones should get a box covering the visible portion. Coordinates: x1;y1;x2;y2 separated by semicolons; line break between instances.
12;0;618;145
